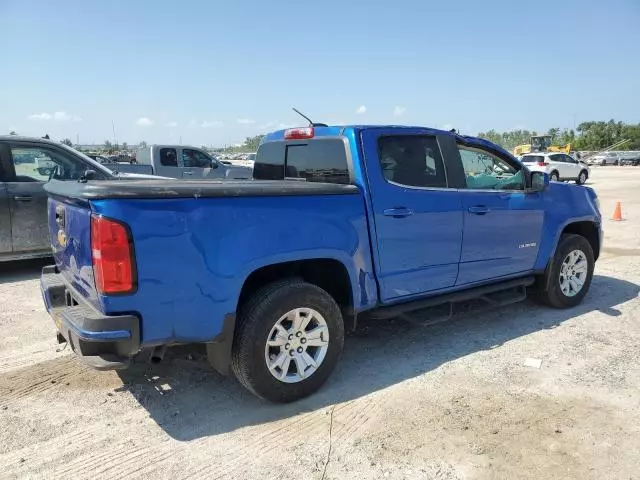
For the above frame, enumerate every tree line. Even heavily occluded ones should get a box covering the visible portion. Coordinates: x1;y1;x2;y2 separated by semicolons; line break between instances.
10;120;640;154
478;120;640;152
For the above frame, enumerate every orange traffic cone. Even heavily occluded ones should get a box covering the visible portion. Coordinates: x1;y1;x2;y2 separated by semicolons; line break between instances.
612;202;623;221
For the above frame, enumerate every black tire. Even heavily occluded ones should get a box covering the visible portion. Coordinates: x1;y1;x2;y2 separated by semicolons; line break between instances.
231;280;344;403
576;170;588;185
536;234;594;309
550;171;559;182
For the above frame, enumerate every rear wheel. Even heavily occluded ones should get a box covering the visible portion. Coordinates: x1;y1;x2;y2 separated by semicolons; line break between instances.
231;280;344;403
576;170;588;185
550;171;559;182
536;234;594;308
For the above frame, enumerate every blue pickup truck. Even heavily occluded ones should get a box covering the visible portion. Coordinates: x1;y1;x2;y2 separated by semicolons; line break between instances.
40;125;602;402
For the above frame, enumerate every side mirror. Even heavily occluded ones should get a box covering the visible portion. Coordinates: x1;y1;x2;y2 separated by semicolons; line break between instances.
528;171;549;192
210;160;219;169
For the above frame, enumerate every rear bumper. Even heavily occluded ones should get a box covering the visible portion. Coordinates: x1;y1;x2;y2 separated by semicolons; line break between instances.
40;265;140;370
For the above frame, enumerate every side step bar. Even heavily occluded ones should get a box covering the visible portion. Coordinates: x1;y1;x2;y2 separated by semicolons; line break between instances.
367;276;535;321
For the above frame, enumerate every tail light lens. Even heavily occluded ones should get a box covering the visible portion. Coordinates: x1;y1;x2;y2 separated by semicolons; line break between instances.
91;214;136;295
284;127;314;140
537;162;548;166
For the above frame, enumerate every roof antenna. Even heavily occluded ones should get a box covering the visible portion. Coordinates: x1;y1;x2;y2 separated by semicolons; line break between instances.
292;107;328;127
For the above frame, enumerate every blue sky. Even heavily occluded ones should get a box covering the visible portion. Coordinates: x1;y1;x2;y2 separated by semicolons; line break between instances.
1;0;638;146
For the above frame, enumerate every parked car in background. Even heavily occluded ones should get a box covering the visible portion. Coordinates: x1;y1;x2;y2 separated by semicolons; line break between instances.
618;152;640;166
41;125;601;402
86;154;112;164
0;136;163;262
104;145;253;179
521;152;590;184
587;152;620;166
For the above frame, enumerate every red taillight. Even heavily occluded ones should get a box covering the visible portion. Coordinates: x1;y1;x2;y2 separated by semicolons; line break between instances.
284;127;314;140
91;214;136;295
537;162;548;166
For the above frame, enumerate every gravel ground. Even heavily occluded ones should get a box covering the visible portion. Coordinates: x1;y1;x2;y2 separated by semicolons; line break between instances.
1;167;639;480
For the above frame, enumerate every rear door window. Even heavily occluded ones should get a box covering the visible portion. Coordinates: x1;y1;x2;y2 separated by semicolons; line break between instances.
377;135;448;188
159;148;178;167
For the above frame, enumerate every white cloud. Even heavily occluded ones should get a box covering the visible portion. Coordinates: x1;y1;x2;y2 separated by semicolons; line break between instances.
136;117;154;127
200;120;224;128
237;118;256;125
28;111;81;122
393;106;406;117
165;121;178;128
28;113;52;120
355;105;367;115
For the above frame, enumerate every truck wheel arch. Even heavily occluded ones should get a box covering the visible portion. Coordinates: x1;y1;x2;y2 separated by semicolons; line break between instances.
208;259;356;376
560;221;600;261
539;220;600;292
237;258;355;325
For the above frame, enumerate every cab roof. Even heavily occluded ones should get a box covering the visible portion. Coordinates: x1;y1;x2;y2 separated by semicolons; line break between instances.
262;125;513;158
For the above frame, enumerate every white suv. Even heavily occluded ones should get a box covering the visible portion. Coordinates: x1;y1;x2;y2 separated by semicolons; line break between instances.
521;152;590;185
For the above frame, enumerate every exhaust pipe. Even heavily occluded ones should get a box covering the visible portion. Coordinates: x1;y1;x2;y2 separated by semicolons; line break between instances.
150;345;167;364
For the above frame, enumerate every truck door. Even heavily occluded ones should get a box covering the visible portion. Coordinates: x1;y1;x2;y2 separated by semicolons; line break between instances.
360;129;464;302
179;148;221;179
5;144;51;253
454;143;544;285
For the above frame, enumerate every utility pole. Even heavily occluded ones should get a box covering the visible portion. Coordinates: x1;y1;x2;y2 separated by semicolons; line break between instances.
112;120;117;148
76;133;79;146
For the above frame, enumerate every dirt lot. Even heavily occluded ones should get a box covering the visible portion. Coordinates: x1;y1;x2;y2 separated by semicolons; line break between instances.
1;167;639;480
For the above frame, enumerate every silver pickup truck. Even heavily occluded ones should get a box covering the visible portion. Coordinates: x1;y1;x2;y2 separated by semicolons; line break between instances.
110;145;253;179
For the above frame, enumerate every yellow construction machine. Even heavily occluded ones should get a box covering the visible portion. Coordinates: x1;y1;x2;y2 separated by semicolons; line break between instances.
513;135;571;157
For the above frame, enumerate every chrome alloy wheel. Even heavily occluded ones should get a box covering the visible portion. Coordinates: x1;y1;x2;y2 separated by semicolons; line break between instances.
264;308;329;383
559;249;588;297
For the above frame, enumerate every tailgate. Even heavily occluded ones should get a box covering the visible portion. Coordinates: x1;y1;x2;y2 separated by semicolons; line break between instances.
48;196;100;309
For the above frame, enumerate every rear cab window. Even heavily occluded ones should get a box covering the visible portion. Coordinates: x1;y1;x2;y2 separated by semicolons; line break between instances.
254;138;350;184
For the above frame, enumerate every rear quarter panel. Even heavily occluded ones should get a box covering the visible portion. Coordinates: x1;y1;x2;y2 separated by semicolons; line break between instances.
91;193;375;345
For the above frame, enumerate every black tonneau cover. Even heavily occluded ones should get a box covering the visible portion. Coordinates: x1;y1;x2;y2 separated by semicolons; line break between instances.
44;179;360;200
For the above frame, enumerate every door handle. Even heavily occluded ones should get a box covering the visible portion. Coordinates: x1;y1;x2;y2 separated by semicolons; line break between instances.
13;195;33;202
183;171;194;176
383;207;414;218
468;205;490;215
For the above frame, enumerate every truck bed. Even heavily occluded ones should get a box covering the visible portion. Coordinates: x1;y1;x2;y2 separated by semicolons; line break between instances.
44;179;375;346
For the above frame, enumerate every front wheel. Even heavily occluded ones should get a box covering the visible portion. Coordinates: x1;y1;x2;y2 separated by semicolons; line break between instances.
231;280;344;403
536;234;594;308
